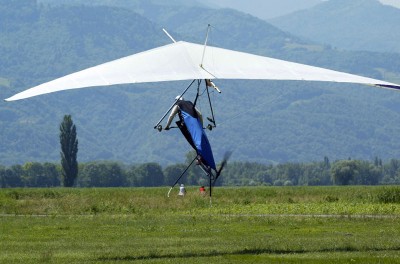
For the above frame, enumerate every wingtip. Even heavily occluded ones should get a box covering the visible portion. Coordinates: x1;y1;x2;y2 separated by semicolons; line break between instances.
375;84;400;90
4;96;17;102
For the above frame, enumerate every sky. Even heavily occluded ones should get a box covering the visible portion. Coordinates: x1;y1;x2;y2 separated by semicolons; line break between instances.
380;0;400;8
200;0;400;19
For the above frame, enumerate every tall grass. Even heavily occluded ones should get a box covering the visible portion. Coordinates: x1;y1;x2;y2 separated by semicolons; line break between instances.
376;186;400;203
1;186;399;216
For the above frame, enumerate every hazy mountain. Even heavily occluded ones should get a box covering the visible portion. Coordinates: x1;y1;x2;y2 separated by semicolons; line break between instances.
38;0;323;19
269;0;400;54
199;0;400;19
2;0;400;166
199;0;322;19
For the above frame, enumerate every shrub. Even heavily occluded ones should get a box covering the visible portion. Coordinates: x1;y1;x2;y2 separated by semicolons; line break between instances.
376;187;400;203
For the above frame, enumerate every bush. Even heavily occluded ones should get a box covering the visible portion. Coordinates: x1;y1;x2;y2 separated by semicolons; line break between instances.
376;187;400;203
273;179;283;186
283;180;293;186
324;195;339;203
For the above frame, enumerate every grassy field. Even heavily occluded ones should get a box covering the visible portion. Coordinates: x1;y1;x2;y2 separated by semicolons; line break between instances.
1;186;400;263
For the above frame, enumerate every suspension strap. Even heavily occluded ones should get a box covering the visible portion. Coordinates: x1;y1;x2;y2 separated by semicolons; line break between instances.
206;84;216;127
193;79;202;108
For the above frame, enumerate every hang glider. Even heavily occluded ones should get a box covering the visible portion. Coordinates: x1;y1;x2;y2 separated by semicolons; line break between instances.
5;40;400;101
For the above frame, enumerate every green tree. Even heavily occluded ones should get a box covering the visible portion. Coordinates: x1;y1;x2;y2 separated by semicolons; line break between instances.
60;115;78;187
4;165;24;187
126;165;139;186
184;151;203;185
0;165;5;187
331;160;359;185
127;164;162;187
42;162;61;187
163;164;187;186
21;162;60;187
354;161;381;185
78;162;126;187
134;163;164;187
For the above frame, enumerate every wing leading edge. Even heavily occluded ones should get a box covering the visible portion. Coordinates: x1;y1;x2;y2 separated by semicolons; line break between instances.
5;41;400;101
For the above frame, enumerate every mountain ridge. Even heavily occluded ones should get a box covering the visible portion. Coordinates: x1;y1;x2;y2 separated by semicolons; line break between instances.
269;0;400;54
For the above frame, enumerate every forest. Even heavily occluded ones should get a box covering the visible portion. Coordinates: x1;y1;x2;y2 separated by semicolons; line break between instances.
1;153;400;188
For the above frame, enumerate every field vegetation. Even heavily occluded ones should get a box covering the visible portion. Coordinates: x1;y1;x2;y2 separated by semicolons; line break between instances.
1;186;400;263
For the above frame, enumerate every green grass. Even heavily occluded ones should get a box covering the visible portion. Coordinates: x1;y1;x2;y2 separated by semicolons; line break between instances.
1;186;400;263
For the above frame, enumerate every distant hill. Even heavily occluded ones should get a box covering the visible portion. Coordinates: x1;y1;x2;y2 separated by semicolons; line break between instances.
200;0;322;19
269;0;400;54
1;0;400;166
38;0;207;10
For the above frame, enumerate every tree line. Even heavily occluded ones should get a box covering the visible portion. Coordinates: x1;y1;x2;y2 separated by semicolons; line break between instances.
1;155;400;188
2;114;400;188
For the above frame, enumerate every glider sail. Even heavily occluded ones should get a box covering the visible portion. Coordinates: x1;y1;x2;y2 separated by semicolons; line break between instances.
5;41;400;101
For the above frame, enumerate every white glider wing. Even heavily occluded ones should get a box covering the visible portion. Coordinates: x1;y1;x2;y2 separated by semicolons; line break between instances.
5;41;400;101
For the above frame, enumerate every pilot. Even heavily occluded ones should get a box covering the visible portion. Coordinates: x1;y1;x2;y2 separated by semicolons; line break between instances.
164;96;203;130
